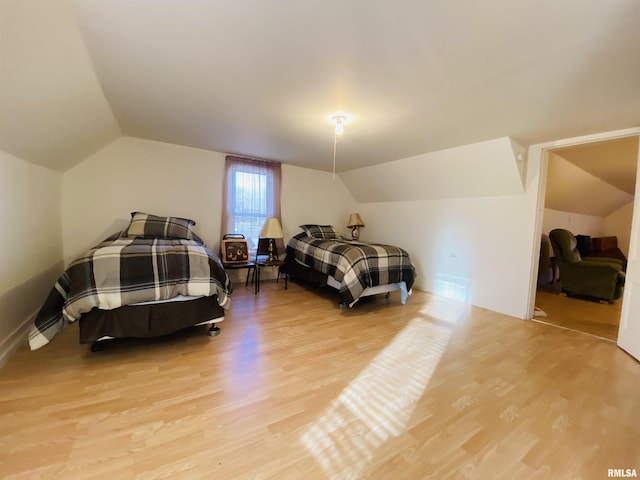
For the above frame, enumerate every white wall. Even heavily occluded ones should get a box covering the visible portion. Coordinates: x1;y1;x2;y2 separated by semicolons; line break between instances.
61;137;357;279
604;201;634;256
0;150;62;365
357;194;536;319
542;208;605;237
62;137;226;263
59;133;545;323
281;165;357;240
347;142;541;320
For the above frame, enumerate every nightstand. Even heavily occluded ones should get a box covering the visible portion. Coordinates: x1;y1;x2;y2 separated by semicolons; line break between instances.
255;259;286;293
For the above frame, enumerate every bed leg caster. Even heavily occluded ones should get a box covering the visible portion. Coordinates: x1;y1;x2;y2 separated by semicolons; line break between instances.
208;324;221;337
90;341;104;352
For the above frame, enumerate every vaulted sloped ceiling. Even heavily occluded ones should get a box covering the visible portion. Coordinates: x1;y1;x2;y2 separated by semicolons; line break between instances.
552;136;639;195
545;136;638;217
0;0;120;171
341;137;526;203
1;0;639;173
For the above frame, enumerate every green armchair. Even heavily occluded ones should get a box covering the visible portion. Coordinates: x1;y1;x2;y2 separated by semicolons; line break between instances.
549;229;625;302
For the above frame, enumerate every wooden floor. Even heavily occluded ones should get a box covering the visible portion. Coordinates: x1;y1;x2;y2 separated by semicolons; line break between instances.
534;288;623;341
1;280;639;479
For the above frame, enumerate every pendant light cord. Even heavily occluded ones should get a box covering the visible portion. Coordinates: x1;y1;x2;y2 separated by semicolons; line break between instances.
332;131;338;180
329;112;349;181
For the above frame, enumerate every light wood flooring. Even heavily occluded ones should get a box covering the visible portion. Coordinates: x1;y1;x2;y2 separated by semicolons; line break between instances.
1;280;639;479
534;289;623;341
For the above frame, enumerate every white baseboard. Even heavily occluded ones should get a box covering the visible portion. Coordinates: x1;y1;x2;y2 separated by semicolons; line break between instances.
0;311;37;369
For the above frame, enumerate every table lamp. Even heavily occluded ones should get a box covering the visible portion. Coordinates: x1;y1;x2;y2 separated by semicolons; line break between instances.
259;217;284;262
347;213;365;240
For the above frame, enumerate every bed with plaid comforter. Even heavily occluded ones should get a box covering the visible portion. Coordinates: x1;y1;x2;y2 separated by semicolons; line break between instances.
28;233;232;350
286;235;415;306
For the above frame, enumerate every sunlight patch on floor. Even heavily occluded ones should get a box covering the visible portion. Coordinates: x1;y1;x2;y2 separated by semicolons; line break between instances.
300;317;453;479
419;295;470;325
434;273;473;305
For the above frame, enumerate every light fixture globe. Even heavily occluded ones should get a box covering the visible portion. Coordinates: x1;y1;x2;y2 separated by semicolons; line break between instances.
328;112;352;135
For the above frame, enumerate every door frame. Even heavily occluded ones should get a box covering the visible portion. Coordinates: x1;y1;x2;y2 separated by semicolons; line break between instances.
526;127;640;323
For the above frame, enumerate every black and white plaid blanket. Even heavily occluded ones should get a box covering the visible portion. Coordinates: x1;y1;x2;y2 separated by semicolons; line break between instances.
287;235;415;306
29;234;232;350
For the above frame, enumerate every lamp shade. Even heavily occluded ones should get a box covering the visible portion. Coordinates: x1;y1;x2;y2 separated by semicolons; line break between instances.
347;213;365;228
259;217;284;238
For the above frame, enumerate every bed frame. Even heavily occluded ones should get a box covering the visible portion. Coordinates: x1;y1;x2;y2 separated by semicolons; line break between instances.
79;295;225;351
283;255;409;307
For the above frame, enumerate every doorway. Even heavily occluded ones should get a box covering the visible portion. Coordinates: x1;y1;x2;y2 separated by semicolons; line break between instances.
532;135;639;341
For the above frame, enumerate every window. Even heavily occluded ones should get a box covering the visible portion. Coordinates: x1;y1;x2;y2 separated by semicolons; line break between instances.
222;156;282;253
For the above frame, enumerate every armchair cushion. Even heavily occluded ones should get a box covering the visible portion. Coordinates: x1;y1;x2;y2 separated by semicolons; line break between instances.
581;257;624;269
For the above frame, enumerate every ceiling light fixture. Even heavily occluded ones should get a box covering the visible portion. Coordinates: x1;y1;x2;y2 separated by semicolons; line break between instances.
328;112;352;179
332;114;346;135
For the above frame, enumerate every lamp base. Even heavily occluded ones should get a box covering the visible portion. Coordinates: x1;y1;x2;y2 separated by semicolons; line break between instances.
267;239;276;262
351;227;360;241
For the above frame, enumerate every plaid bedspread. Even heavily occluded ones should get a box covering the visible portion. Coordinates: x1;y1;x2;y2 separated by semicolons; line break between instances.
28;234;233;350
286;235;415;306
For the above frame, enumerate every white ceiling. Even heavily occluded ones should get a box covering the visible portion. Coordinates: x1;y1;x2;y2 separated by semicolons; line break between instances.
0;0;121;171
1;0;639;173
552;136;639;195
545;136;638;217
